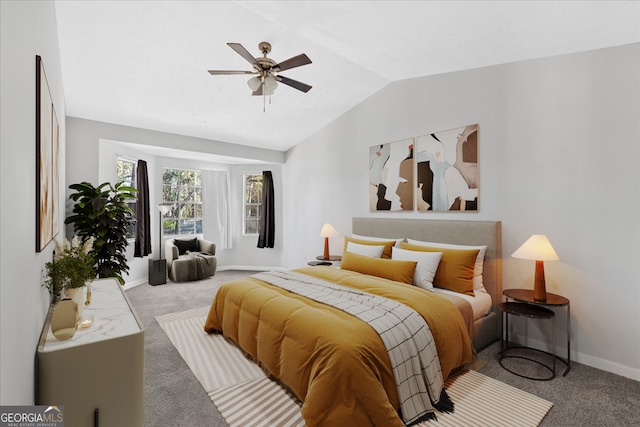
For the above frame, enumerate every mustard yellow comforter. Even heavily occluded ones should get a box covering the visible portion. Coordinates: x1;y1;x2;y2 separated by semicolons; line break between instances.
204;267;472;426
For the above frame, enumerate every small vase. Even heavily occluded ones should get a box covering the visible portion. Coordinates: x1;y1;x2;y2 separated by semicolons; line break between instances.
51;299;78;340
64;287;85;317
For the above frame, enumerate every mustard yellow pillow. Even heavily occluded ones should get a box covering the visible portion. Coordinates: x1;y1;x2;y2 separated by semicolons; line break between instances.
340;251;417;285
399;242;479;295
343;237;396;259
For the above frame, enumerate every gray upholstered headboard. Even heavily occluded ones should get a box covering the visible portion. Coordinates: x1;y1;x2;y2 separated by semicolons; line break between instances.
352;217;503;348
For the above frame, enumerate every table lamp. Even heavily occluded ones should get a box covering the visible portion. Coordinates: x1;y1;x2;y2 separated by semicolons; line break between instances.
511;234;559;302
320;223;340;260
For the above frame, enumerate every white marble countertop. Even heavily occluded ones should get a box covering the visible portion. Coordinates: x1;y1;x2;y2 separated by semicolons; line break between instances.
39;278;142;352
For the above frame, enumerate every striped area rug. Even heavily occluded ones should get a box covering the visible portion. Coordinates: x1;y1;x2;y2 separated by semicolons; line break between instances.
157;307;553;427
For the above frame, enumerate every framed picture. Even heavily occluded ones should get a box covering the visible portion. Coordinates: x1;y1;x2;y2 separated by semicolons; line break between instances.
415;124;478;211
36;55;59;252
369;138;414;212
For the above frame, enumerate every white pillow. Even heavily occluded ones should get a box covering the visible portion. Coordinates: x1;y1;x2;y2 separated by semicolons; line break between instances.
351;233;404;247
391;246;442;290
406;239;487;291
345;241;385;258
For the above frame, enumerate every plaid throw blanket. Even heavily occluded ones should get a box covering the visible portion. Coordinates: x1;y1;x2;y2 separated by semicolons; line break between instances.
253;270;453;425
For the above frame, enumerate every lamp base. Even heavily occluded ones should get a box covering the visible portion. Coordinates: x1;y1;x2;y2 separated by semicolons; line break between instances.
533;260;547;302
149;259;167;286
323;237;330;260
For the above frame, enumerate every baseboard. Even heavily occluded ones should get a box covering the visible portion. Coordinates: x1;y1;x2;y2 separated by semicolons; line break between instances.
577;352;640;382
217;265;285;272
123;278;148;290
513;335;640;382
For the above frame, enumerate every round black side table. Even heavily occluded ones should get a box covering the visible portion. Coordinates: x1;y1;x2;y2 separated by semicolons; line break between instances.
308;255;341;267
307;260;332;266
503;289;571;377
499;301;557;381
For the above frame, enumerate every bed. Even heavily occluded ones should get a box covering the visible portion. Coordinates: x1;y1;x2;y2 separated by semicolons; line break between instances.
204;218;502;426
351;217;502;352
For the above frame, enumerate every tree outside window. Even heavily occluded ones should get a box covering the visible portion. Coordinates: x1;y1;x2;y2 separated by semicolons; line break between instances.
244;174;262;235
116;158;137;239
162;168;202;236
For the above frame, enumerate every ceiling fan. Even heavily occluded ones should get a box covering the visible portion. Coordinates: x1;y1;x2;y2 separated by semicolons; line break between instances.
208;42;312;109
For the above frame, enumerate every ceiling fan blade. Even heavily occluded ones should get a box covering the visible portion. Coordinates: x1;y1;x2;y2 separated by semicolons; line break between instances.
227;42;261;70
276;75;312;93
273;53;312;72
208;70;256;75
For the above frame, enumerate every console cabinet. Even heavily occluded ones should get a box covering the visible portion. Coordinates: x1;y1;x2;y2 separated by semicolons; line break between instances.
37;278;144;426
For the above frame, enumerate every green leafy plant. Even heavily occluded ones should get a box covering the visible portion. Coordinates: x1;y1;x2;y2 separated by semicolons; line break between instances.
65;181;137;285
44;236;96;296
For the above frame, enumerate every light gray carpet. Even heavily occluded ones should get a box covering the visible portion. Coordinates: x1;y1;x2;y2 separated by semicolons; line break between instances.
126;270;640;427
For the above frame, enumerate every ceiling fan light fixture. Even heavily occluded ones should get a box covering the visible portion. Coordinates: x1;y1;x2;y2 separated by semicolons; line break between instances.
247;76;262;91
264;75;278;92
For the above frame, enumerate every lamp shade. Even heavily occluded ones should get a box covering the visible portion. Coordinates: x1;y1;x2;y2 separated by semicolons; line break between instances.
320;223;340;238
247;76;262;91
157;204;172;215
264;75;278;92
511;235;559;261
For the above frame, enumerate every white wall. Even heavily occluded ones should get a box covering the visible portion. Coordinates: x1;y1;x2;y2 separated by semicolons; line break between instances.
283;43;640;380
0;1;66;404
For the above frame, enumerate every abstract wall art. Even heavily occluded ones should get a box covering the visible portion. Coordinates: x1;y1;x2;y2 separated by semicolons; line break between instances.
36;55;59;252
369;138;414;212
415;124;478;212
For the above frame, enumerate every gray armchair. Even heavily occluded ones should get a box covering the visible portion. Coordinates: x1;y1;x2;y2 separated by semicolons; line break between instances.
165;237;217;282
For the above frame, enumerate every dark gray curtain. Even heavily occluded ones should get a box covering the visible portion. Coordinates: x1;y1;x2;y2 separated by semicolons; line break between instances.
134;159;152;257
257;170;275;248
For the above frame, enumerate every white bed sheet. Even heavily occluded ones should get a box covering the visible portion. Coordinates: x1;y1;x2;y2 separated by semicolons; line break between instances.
432;287;492;321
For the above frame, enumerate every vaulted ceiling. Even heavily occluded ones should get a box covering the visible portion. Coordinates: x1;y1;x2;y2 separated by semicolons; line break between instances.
55;1;640;154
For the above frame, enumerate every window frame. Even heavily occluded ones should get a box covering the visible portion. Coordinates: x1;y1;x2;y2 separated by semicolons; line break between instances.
116;157;137;240
243;173;263;236
161;167;203;237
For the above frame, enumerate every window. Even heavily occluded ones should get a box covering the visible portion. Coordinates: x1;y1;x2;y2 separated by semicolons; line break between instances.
162;168;202;235
116;158;137;239
243;173;263;235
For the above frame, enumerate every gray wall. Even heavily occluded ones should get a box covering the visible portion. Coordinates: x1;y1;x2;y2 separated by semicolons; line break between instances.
282;43;640;380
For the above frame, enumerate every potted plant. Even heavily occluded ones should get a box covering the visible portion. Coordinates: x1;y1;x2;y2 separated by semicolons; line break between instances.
65;181;136;285
44;236;96;339
44;236;96;298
